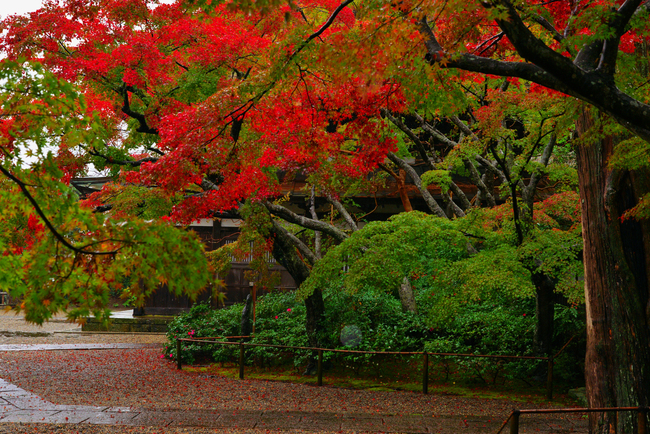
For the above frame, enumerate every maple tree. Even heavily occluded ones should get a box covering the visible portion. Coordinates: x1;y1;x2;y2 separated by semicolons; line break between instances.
378;72;583;358
393;2;649;432
0;0;403;349
0;60;210;324
1;0;649;431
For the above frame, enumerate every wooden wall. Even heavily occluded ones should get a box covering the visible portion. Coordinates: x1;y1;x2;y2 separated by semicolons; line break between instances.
140;220;297;315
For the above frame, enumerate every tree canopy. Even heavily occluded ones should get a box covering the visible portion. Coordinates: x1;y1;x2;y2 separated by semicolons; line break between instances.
1;1;649;432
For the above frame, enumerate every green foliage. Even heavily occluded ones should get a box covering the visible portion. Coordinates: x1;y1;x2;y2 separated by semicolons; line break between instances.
90;184;178;220
421;169;452;193
545;163;579;191
299;211;469;300
425;301;534;357
166;288;585;386
609;136;650;172
165;293;307;365
424;245;535;327
424;300;584;384
165;290;428;368
243;292;310;366
321;288;427;352
166;301;244;365
0;60;210;325
207;202;281;291
518;229;584;303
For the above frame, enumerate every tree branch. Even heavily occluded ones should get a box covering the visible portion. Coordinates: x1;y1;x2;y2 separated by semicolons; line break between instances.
263;201;348;241
522;133;556;205
0;165;117;256
326;195;358;232
413;111;457;149
309;186;322;259
119;84;158;135
270;220;319;266
86;146;159;167
419;11;650;142
464;159;496;207
386;153;448;218
597;0;645;75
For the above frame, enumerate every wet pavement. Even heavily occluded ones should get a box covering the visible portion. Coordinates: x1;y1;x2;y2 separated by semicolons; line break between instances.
0;344;589;433
0;311;589;433
0;343;161;352
0;373;586;433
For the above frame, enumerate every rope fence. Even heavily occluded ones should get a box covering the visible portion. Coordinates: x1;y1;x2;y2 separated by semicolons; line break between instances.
175;336;569;400
496;406;649;434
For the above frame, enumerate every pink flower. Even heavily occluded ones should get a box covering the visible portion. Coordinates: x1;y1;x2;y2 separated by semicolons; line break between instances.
287;308;292;312
169;354;173;358
159;355;165;359
274;316;278;319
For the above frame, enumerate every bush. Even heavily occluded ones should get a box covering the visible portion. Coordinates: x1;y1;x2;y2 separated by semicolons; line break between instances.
164;281;584;388
165;292;307;365
165;301;244;364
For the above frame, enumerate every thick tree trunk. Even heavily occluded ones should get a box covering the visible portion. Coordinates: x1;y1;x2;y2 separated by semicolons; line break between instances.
576;110;650;433
532;273;555;357
268;223;324;348
398;277;418;314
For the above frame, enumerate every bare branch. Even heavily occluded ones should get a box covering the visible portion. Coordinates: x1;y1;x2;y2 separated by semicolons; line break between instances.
270;220;319;266
522;133;556;205
386;153;448;218
309;186;322;259
413;111;458;149
326;195;358;232
463;159;496;207
264;201;348;241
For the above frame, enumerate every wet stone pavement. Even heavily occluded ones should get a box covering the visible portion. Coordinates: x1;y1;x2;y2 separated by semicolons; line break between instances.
0;368;501;432
0;312;589;433
0;375;586;434
0;344;589;433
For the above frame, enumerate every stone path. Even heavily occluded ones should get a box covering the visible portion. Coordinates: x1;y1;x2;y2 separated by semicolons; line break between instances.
0;313;589;433
0;369;495;431
0;346;588;433
0;343;161;352
0;373;587;434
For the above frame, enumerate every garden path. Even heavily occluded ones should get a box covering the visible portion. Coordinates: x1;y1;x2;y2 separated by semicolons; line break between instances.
0;312;588;433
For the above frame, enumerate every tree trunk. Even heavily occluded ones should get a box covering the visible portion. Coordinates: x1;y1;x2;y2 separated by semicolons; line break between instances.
399;277;418;314
532;272;555;357
576;110;650;433
396;169;414;212
268;223;324;348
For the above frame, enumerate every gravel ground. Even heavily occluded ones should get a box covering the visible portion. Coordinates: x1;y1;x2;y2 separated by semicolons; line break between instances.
0;332;166;345
0;425;339;433
0;315;587;433
0;347;523;416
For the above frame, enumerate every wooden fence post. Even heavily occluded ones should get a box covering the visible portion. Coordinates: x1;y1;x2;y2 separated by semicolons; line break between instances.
317;350;323;387
546;356;553;401
509;410;520;434
176;339;182;370
422;352;429;395
239;342;245;380
639;408;647;434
